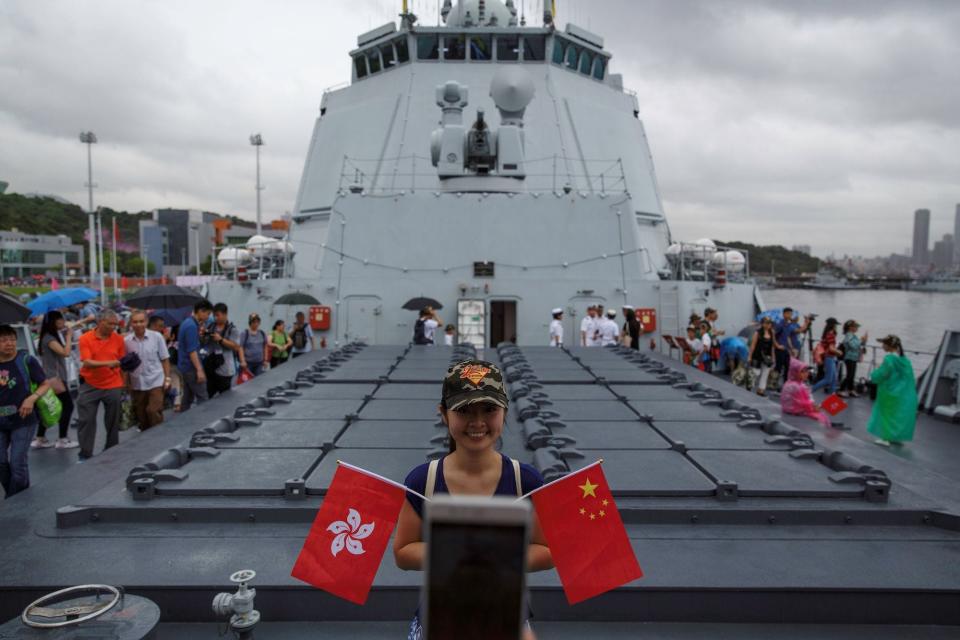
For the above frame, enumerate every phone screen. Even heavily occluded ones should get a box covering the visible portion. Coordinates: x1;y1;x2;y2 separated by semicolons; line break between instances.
426;523;526;640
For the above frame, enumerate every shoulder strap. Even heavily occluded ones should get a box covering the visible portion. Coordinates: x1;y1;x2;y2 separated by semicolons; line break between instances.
241;329;249;348
15;351;36;392
425;459;439;499
512;458;522;497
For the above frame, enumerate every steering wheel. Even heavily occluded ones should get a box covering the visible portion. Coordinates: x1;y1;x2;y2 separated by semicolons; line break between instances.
21;584;122;629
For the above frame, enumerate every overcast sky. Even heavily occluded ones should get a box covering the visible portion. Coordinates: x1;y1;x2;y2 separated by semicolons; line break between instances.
2;0;958;257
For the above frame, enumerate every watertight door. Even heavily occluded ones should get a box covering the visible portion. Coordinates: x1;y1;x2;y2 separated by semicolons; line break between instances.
345;296;380;344
489;300;517;347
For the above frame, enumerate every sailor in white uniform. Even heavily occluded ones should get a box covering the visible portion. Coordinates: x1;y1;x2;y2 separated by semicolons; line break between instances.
581;305;598;347
549;308;564;347
598;309;619;346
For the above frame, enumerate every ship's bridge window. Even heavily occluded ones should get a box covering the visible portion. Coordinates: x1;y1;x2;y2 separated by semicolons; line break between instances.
565;43;580;69
551;38;567;65
444;35;466;60
592;56;606;80
470;34;492;60
579;50;593;75
497;34;520;61
367;48;382;73
523;35;546;61
354;54;368;78
418;34;440;60
381;42;396;67
395;37;410;63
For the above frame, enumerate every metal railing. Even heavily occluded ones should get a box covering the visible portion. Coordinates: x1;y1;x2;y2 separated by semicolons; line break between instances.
337;153;629;196
664;242;752;283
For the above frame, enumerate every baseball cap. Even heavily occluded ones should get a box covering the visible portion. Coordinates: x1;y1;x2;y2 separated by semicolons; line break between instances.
442;360;508;411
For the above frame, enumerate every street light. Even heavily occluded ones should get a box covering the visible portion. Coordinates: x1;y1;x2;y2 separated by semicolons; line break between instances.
249;134;264;235
79;132;98;288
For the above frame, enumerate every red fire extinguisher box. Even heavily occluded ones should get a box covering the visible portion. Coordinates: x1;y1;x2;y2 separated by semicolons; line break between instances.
309;305;331;331
637;308;657;333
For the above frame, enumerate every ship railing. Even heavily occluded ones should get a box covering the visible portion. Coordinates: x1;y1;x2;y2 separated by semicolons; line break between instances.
665;242;752;283
338;154;629;195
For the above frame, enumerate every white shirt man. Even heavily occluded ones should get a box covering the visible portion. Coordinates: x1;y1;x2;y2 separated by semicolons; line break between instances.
123;311;170;430
598;311;619;346
549;308;564;347
423;317;439;345
580;307;598;346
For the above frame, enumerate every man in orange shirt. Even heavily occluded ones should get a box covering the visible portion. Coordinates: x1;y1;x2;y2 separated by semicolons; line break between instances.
76;309;126;461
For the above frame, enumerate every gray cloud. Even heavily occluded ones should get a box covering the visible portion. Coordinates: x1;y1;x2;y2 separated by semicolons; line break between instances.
1;0;957;256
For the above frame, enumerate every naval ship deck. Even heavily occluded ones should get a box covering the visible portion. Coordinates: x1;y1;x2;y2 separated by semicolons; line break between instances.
1;344;959;638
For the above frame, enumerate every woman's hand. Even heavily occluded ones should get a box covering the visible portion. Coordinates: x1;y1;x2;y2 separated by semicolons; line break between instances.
19;394;37;418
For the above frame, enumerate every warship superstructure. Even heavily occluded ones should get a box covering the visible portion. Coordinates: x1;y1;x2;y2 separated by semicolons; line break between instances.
209;0;760;347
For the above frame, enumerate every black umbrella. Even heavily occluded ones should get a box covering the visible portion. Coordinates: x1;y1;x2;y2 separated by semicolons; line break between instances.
126;284;205;310
275;292;321;305
0;291;32;324
402;297;443;311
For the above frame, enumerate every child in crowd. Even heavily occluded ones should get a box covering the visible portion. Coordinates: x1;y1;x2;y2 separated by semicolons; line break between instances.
780;358;831;427
839;320;868;398
443;324;456;346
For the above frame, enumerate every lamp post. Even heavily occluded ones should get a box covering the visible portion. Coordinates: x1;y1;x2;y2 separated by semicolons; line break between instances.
96;207;106;305
79;132;98;288
249;134;264;235
142;243;149;283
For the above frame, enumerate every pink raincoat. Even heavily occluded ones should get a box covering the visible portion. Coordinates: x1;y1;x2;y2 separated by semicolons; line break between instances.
780;358;831;427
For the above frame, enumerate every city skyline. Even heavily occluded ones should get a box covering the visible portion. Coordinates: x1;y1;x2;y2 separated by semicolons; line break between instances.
1;0;959;258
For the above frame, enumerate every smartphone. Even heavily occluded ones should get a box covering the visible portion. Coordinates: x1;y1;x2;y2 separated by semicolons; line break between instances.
422;496;530;640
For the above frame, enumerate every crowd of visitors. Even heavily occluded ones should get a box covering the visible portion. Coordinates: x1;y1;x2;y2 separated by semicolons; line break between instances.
0;297;320;498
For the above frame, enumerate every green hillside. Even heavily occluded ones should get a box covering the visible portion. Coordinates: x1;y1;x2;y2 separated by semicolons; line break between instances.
0;192;151;244
717;240;821;275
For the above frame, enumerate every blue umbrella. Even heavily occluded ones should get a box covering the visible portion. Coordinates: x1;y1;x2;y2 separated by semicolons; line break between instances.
148;306;193;327
26;287;100;316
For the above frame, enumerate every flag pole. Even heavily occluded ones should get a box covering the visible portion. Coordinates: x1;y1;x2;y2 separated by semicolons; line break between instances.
517;458;604;501
336;460;430;502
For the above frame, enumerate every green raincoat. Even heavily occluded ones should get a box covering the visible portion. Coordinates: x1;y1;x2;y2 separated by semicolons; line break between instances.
867;353;917;442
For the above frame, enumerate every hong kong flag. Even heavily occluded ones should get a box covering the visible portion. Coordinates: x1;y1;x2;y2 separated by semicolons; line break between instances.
821;393;849;417
291;462;406;604
530;461;643;604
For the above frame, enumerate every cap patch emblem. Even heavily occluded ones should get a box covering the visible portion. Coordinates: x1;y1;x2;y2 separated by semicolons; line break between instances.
460;365;491;386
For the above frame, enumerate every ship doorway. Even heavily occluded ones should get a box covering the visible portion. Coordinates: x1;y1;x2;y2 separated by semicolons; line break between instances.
489;300;517;347
344;295;380;344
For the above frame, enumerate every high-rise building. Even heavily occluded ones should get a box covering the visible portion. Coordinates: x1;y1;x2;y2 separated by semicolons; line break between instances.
954;204;960;267
932;234;954;270
912;209;930;266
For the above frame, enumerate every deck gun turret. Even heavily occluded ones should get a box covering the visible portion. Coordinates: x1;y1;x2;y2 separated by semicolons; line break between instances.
431;67;535;185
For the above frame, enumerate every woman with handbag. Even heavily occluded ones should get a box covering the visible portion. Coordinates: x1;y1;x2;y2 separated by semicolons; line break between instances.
268;320;292;369
33;311;78;449
748;317;776;396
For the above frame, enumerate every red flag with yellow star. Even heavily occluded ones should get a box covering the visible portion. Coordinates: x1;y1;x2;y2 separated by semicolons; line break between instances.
530;461;642;604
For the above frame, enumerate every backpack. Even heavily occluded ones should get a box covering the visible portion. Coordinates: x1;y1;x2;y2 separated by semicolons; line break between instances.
292;325;308;350
413;318;429;345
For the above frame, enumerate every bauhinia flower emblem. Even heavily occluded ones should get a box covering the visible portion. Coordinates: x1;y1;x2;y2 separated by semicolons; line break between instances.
327;508;375;557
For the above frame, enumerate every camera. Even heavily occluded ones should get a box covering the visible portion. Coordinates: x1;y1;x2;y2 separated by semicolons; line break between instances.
807;313;818;321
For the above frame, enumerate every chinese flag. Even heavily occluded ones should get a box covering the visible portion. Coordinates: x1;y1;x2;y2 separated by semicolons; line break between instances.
291;463;406;605
531;463;643;605
821;393;848;416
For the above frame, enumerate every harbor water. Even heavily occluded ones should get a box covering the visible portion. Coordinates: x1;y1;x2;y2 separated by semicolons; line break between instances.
760;288;960;375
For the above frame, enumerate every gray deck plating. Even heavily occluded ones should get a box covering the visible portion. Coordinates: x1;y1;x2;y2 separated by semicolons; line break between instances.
2;344;960;632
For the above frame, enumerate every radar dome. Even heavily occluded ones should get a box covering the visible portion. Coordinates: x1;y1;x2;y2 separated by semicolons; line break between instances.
445;0;515;27
490;67;535;114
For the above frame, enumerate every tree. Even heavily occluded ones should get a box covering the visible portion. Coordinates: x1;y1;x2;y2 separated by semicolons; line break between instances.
127;257;156;277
